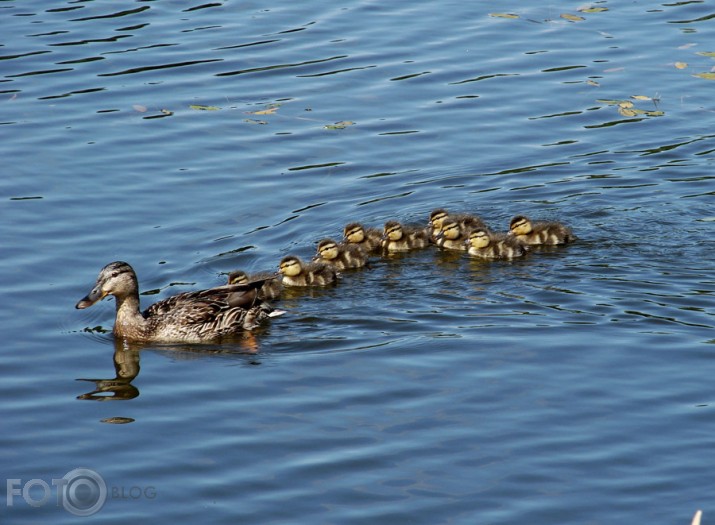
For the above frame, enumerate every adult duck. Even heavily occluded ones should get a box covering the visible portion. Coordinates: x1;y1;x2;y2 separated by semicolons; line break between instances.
76;261;283;343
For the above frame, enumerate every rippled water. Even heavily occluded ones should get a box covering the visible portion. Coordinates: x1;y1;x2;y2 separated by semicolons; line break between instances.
2;1;715;523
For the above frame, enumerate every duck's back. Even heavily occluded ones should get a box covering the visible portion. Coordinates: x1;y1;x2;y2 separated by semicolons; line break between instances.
141;284;268;342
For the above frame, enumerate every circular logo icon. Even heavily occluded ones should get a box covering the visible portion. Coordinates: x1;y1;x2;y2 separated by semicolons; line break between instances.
61;468;107;516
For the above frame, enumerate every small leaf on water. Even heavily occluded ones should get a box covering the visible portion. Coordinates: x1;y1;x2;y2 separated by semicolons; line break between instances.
630;95;651;101
618;101;634;108
578;6;608;13
597;99;629;105
133;104;147;113
189;104;221;111
674;61;688;69
618;107;639;117
324;121;355;130
586;79;600;86
645;110;665;117
695;51;715;57
249;107;280;115
489;13;519;19
693;72;715;80
561;13;585;22
160;109;173;115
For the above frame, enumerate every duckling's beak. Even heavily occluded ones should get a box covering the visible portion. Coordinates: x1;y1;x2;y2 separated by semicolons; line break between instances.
434;231;444;241
76;285;107;309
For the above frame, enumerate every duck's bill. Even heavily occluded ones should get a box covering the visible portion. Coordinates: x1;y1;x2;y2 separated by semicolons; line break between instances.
75;286;105;309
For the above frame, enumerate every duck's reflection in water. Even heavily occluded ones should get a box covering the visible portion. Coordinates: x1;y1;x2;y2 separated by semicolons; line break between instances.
76;332;264;402
76;339;141;401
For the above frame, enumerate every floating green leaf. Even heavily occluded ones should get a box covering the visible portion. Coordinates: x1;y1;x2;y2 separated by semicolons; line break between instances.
190;104;221;111
618;107;639;117
247;104;281;115
561;13;585;22
693;72;715;80
324;121;355;130
695;51;715;57
597;99;630;105
579;6;608;13
489;13;519;19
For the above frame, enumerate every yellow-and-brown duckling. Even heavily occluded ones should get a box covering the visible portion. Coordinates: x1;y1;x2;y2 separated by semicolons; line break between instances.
381;220;430;252
314;238;369;270
278;255;339;286
433;218;470;251
508;215;575;245
343;222;383;252
76;261;283;343
428;208;488;241
466;229;528;259
227;269;283;301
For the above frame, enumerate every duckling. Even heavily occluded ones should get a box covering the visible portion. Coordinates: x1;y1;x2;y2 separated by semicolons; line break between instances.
428;208;488;241
227;270;283;302
278;255;339;286
75;261;284;343
433;218;469;251
466;229;527;259
314;238;369;270
343;222;383;252
508;215;575;245
382;220;430;252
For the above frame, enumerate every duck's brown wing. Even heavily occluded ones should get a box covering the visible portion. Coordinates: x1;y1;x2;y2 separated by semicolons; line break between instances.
143;281;269;323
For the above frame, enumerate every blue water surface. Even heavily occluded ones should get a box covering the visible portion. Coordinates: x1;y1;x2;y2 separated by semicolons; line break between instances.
1;1;714;523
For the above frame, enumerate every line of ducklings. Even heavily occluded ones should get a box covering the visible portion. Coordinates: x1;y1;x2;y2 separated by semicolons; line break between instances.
230;210;576;300
76;210;574;344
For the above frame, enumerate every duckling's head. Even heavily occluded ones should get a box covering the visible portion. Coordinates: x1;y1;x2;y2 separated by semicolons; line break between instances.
429;209;449;230
227;270;249;285
383;220;404;241
468;229;491;249
438;219;461;240
316;239;340;261
76;261;138;309
279;255;303;277
509;216;532;236
343;223;365;244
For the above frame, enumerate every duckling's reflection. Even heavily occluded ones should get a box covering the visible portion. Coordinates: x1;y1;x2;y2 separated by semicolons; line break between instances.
76;339;141;401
